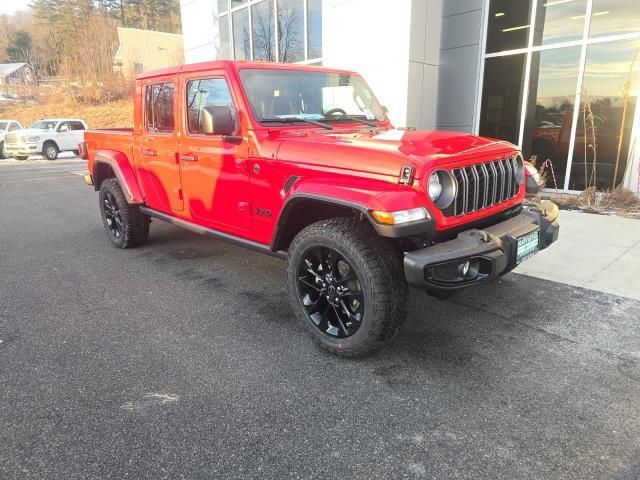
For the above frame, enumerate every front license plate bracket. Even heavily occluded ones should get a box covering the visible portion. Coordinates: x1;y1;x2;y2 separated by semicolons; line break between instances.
516;229;540;264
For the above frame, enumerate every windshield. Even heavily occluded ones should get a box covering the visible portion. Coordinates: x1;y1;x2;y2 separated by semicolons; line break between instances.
30;120;58;130
239;69;386;125
0;122;7;131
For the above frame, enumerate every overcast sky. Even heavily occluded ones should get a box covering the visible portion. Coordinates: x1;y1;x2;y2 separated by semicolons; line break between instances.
1;0;31;16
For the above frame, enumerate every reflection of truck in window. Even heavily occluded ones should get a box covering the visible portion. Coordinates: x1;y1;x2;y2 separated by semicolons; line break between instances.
82;61;559;357
529;105;630;189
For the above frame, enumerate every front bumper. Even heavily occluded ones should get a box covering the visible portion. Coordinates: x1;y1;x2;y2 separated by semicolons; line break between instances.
5;144;40;155
404;201;559;292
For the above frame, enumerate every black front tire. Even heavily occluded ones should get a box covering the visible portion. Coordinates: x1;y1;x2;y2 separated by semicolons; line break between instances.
0;142;7;159
43;142;58;160
99;178;150;248
286;218;407;357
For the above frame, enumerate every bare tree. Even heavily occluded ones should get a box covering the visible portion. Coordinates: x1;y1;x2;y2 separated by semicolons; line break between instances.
252;1;275;61
277;0;304;63
248;1;304;63
613;49;640;188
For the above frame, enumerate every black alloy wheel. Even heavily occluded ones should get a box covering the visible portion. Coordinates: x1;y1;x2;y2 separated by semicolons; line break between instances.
287;218;408;357
102;190;123;239
98;178;150;248
297;246;365;338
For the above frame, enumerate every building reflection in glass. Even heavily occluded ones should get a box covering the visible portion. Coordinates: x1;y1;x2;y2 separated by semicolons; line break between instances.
568;39;640;190
522;47;581;188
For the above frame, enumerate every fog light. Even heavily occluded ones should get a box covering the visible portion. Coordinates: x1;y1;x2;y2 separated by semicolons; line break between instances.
460;260;470;277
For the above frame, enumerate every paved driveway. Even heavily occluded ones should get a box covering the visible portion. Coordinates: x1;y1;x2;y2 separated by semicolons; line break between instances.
1;161;639;479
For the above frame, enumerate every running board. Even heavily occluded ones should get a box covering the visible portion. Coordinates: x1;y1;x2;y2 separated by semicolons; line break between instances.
139;207;286;259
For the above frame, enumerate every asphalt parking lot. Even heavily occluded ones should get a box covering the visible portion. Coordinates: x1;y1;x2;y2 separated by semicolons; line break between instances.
1;160;640;479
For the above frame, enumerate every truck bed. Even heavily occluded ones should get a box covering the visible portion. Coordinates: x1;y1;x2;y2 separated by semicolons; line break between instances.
84;128;134;163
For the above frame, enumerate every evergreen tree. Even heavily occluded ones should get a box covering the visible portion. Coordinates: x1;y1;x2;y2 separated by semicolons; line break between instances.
6;30;33;62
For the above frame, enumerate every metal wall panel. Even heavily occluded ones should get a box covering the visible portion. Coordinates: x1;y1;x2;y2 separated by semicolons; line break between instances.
436;0;484;132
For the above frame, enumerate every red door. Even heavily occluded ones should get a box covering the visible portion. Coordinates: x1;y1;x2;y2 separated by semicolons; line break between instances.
137;78;183;213
178;74;252;232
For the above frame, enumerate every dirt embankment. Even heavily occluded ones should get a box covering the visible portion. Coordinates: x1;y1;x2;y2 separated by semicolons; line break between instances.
0;99;133;129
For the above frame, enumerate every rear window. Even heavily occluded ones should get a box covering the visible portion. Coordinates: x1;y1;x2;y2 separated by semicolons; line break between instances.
145;82;175;133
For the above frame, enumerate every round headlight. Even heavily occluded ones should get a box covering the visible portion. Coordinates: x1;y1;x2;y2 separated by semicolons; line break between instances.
427;170;457;210
428;172;443;202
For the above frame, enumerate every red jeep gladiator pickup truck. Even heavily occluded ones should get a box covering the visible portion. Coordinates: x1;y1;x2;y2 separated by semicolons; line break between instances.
82;60;558;357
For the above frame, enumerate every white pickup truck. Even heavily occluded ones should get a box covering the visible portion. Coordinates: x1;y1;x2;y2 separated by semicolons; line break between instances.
4;118;87;160
0;119;23;159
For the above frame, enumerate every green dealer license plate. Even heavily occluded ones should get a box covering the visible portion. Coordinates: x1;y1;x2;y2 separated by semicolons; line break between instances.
516;230;540;263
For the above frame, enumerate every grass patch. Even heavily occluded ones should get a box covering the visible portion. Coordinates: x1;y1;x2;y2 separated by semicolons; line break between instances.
0;99;133;129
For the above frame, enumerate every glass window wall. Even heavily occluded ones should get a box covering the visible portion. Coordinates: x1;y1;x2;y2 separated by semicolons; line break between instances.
216;0;322;64
232;8;250;60
480;0;640;191
479;54;527;144
568;39;640;190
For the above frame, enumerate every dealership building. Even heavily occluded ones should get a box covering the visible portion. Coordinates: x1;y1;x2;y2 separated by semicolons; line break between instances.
179;0;640;193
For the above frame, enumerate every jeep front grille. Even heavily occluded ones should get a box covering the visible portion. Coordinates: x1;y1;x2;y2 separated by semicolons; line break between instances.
447;157;520;217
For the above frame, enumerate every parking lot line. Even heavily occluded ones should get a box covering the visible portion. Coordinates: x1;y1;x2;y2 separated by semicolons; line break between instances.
0;174;78;184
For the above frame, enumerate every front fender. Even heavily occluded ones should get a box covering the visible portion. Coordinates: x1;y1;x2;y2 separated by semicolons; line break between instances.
93;150;144;204
288;177;427;212
276;177;434;241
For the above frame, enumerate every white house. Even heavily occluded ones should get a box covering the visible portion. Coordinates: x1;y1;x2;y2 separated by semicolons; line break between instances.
0;63;36;85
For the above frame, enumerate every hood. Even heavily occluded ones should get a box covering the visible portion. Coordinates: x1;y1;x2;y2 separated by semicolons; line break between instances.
7;128;48;137
275;128;517;179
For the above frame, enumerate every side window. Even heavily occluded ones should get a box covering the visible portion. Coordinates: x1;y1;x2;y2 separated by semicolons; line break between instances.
58;122;71;132
145;82;175;133
70;121;85;131
186;78;236;135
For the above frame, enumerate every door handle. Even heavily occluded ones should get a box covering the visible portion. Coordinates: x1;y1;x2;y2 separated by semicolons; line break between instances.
143;148;157;157
179;153;198;162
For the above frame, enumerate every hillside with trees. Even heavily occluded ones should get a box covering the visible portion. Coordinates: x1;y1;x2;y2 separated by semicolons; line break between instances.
0;0;181;127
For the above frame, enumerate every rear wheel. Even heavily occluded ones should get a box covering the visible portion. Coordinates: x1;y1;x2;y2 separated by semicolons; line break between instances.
43;141;58;160
99;178;150;248
286;218;407;357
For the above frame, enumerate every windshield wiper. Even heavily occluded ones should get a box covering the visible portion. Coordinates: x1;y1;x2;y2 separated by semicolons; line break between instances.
261;117;333;130
326;116;379;128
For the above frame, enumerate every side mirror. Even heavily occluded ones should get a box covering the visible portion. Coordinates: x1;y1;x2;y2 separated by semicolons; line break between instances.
200;106;236;136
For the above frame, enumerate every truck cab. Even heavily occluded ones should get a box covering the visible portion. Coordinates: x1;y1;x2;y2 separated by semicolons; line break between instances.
83;61;559;357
